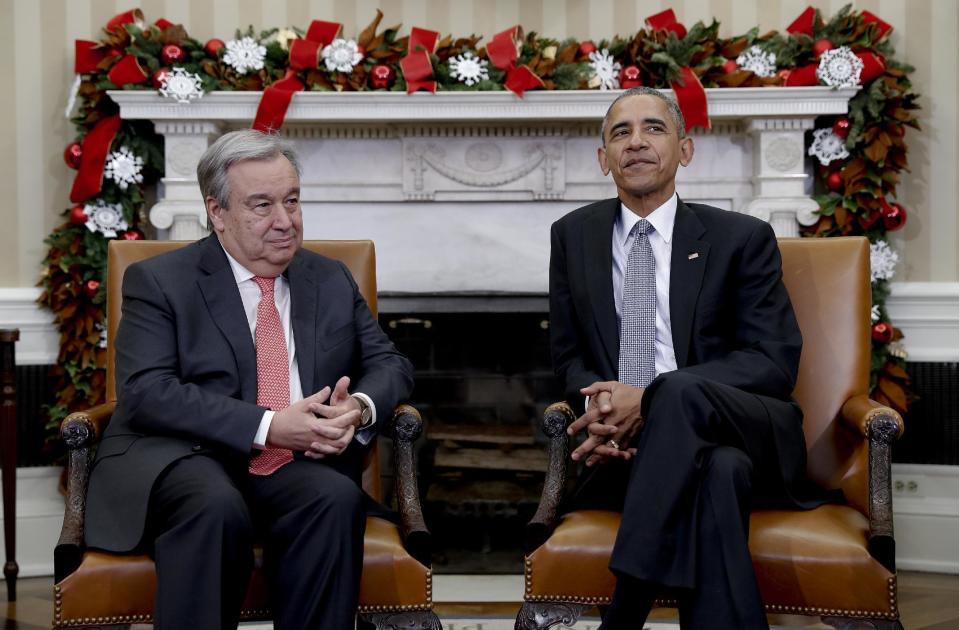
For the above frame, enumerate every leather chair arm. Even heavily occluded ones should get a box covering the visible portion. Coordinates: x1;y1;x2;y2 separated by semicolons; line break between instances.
55;402;116;582
525;402;576;554
390;404;431;566
841;394;903;573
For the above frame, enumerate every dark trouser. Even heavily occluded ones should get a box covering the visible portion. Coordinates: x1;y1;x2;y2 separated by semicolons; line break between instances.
605;371;799;630
148;455;366;630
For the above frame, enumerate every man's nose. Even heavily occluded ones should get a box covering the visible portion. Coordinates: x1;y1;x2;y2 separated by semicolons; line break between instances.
270;204;293;230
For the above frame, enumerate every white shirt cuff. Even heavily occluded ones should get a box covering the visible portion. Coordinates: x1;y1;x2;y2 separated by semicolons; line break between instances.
253;410;274;449
352;392;377;445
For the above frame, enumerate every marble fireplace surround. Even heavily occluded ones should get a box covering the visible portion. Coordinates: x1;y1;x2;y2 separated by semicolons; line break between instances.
109;87;856;311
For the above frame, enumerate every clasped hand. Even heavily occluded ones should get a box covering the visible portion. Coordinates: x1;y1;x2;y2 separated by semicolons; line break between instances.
568;381;645;467
267;376;363;459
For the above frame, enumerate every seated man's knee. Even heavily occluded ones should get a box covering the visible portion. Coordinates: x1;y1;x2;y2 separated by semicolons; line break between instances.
704;446;753;489
646;371;712;429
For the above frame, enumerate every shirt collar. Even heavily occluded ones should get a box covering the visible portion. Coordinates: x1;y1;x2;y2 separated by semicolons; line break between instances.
218;238;255;285
618;192;678;245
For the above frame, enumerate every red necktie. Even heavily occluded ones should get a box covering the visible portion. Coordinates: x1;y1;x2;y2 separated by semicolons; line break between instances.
249;276;294;475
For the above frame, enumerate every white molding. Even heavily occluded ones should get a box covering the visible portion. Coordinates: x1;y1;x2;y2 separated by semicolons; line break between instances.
892;464;959;574
108;87;858;123
887;282;959;362
0;288;58;365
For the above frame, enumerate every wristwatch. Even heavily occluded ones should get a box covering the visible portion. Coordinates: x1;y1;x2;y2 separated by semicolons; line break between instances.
351;394;374;429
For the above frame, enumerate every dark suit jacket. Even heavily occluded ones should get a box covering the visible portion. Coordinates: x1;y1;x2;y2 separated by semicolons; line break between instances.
549;197;808;501
85;235;414;552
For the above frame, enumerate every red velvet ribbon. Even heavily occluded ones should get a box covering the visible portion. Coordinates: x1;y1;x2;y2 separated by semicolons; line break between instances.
671;66;710;132
288;20;342;70
858;52;886;84
154;18;174;30
400;27;439;94
645;9;687;39
486;26;543;97
787;6;816;35
75;40;110;73
861;11;892;39
784;64;818;87
70;115;122;203
106;9;143;32
252;70;305;132
107;55;148;87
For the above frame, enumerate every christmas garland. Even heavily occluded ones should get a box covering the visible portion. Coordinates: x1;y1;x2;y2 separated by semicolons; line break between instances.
39;4;918;453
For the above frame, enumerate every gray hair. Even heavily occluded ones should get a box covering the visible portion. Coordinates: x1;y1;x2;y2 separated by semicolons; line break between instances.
197;129;302;209
600;87;687;145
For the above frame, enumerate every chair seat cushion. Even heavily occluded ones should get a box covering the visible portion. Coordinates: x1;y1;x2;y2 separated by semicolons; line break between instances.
525;506;897;618
54;516;431;627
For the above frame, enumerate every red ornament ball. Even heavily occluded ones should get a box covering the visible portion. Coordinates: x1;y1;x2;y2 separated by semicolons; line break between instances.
871;322;894;344
826;171;843;192
881;201;907;231
160;44;186;66
120;229;145;241
204;38;225;57
812;39;834;57
721;59;738;74
69;205;87;225
619;65;642;88
368;64;396;90
579;41;597;56
152;67;172;89
63;142;83;169
84;279;101;299
832;117;851;139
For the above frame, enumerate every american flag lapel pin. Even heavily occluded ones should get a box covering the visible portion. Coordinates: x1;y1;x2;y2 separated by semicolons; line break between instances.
688;252;700;260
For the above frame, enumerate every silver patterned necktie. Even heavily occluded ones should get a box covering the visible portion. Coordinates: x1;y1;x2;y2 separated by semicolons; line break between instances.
618;219;656;387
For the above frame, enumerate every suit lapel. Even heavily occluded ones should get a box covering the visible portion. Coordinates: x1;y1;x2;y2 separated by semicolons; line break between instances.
583;199;620;371
286;252;317;394
196;236;258;403
669;199;709;368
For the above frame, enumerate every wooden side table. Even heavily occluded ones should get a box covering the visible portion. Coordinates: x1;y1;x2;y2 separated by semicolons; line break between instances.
0;329;18;602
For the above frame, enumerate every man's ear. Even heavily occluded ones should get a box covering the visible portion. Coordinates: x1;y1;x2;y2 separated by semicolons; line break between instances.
679;136;694;167
598;146;610;176
206;197;226;233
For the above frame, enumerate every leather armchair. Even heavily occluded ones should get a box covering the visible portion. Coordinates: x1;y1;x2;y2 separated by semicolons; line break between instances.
53;240;441;630
517;237;905;630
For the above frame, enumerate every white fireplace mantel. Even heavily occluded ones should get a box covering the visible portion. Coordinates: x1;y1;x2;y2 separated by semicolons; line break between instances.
109;87;857;298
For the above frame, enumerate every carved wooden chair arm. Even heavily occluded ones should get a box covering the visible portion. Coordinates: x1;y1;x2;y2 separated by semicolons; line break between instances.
390;404;431;566
54;401;116;582
525;402;576;554
840;395;904;573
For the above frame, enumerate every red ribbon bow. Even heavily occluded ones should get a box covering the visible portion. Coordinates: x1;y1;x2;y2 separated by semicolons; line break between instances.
786;6;817;36
861;11;892;40
400;27;439;94
645;9;687;39
252;70;305;132
105;9;143;32
289;20;343;70
643;11;708;132
69;115;122;203
785;52;886;87
486;26;544;98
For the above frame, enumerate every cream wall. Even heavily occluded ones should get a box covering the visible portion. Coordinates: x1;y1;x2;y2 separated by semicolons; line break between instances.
0;0;955;286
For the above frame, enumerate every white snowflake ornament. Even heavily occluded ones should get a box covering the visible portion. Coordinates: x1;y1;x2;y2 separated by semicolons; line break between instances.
808;128;849;166
84;201;128;238
322;38;363;74
159;67;204;103
223;36;267;74
817;46;863;88
735;46;777;78
104;147;144;190
870;240;899;283
448;52;489;86
588;48;622;90
95;321;108;349
871;304;881;323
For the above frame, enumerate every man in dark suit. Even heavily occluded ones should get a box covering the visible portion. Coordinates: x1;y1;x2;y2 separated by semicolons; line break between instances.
549;87;808;629
84;130;413;630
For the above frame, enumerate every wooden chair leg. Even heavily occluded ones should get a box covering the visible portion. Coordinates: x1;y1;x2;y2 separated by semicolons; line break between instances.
360;610;443;629
515;601;591;630
0;329;19;603
822;616;904;630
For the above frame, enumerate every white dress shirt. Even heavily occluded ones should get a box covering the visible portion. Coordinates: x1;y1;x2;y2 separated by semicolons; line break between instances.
221;247;376;448
612;192;679;378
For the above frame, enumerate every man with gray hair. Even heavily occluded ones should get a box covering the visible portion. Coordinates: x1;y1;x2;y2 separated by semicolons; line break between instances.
550;87;811;627
84;129;413;630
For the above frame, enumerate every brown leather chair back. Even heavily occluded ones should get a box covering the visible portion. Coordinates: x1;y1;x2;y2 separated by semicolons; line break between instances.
106;239;382;499
778;237;871;512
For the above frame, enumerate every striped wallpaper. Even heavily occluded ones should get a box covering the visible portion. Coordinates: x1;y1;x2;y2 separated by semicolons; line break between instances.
1;0;955;285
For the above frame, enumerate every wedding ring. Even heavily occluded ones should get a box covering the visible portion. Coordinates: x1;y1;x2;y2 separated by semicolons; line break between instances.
606;439;621;450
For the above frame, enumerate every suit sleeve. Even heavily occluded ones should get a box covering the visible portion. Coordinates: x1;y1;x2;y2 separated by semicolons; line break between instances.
338;262;414;432
114;262;264;454
674;220;802;400
549;221;603;412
